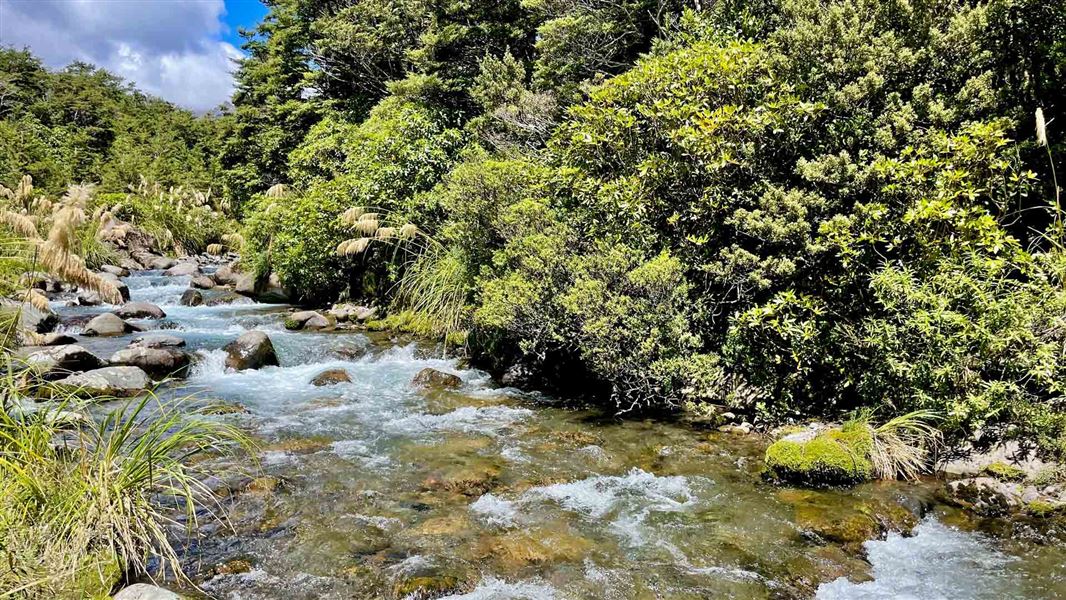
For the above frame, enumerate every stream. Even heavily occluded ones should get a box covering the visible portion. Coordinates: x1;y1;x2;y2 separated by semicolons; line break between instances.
55;265;1066;599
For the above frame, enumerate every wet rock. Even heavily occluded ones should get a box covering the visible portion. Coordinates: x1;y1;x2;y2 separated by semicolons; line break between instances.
795;505;881;548
475;529;592;570
3;300;59;333
165;262;200;277
264;437;330;454
311;368;352;386
944;477;1023;517
109;347;192;380
149;257;177;270
76;291;103;306
391;575;465;599
198;401;249;415
99;264;130;277
764;423;873;486
234;273;256;296
411;368;462;389
190;275;215;289
285;310;332;331
223;330;279;371
28;332;77;346
327;304;377;323
114;301;166;319
205;291;245;306
82;313;143;336
119;256;144;272
113;584;183;600
97;272;131;301
353;306;378;322
180;288;203;306
213;263;241;286
130;333;186;349
421;462;501;496
55;366;151;398
23;344;107;378
257;272;290;303
211;558;253;576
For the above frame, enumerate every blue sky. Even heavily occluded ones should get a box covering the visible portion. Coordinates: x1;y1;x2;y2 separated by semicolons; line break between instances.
0;0;271;111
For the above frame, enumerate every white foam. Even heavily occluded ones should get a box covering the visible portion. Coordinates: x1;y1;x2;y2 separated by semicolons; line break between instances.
469;493;518;527
385;406;533;437
438;578;557;599
527;468;695;519
816;518;1017;600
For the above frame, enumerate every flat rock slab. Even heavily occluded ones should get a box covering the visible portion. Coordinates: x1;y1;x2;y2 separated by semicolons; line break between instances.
55;366;151;398
130;334;186;348
114;301;166;319
82;313;143;336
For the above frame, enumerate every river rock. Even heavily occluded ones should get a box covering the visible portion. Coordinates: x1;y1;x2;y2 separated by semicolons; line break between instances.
7;301;59;333
234;273;256;296
213;263;241;286
130;333;186;348
180;288;204;306
28;332;77;346
98;272;131;301
411;368;462;389
311;368;352;386
113;584;183;600
165;262;201;277
223;331;279;371
257;272;290;303
77;291;103;306
114;301;166;319
190;275;216;289
99;264;130;277
205;291;244;306
24;344;107;378
55;366;151;398
284;310;331;331
150;257;177;270
764;423;873;486
110;347;191;379
82;313;142;336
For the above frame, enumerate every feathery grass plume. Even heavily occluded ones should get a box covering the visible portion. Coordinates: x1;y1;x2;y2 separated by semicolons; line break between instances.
222;232;245;250
1036;108;1048;147
341;206;367;224
354;218;380;235
20;288;50;312
375;226;397;240
265;183;290;199
398;223;419;239
849;409;942;481
0;380;254;597
206;243;225;255
336;237;372;256
1;211;40;239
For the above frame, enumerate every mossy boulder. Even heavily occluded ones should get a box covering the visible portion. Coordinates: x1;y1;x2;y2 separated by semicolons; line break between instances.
765;423;873;485
981;461;1027;482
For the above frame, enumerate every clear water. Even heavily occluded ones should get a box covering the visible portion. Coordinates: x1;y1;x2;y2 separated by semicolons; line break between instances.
54;270;1066;599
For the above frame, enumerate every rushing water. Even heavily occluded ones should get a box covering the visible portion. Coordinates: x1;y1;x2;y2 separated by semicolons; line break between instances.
55;268;1066;599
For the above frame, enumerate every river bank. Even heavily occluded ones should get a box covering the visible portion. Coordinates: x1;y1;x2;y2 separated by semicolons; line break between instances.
18;256;1063;599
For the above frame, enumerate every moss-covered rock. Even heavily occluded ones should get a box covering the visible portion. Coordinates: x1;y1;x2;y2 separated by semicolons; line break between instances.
765;423;873;485
981;461;1027;482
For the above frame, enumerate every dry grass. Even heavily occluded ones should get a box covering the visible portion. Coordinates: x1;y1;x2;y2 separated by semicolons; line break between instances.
850;409;942;481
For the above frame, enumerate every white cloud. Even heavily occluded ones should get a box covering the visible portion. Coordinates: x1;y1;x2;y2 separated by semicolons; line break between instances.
0;0;242;111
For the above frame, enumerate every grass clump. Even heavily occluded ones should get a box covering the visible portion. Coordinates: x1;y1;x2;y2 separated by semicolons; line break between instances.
0;389;250;598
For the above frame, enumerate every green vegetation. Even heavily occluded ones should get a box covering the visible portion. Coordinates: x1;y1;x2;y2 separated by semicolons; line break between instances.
765;424;875;485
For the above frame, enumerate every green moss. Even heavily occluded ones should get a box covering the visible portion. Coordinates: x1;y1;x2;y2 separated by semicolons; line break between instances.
1025;500;1059;517
71;550;122;599
765;424;874;485
981;461;1027;482
283;318;301;330
366;310;469;347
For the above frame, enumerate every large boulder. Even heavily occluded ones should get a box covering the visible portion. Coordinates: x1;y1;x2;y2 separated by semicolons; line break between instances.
234;273;256;296
284;310;332;331
411;368;462;389
213;263;241;286
764;423;874;485
97;272;131;302
4;300;59;334
114;301;166;319
180;288;204;306
24;344;107;379
76;292;103;306
82;313;143;336
55;366;151;398
190;275;215;290
113;584;183;600
311;368;352;386
129;333;186;349
99;264;130;277
150;257;177;270
110;347;191;380
165;262;201;277
223;331;279;371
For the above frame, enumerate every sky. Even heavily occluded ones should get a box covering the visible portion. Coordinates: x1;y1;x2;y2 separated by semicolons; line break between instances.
0;0;269;111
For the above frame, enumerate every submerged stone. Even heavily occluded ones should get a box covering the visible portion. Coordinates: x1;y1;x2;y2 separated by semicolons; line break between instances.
765;423;873;485
311;368;352;386
412;368;462;389
180;288;203;306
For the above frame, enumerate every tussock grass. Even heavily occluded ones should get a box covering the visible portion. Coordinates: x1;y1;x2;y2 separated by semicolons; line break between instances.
848;409;942;481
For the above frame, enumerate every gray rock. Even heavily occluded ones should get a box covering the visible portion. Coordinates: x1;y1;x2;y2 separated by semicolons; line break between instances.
205;292;245;306
165;262;201;277
24;344;107;378
190;275;216;289
113;584;183;600
119;256;144;272
311;368;352;386
223;331;279;371
6;398;88;427
353;306;378;322
129;334;186;349
213;263;241;286
82;313;142;336
285;310;332;330
411;368;462;389
150;257;177;270
235;273;257;296
180;288;203;306
110;347;191;379
31;332;77;346
99;264;130;277
114;301;166;319
6;301;59;333
257;272;290;303
55;366;151;398
77;292;103;306
939;442;1053;480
